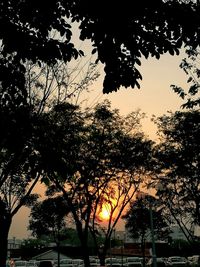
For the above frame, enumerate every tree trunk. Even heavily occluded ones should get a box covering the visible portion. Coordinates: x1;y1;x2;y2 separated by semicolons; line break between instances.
75;223;90;267
98;249;106;266
0;213;12;267
141;235;146;267
97;238;110;267
56;241;60;267
80;241;90;267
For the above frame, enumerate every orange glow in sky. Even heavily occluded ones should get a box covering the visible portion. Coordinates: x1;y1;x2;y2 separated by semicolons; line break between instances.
99;203;111;221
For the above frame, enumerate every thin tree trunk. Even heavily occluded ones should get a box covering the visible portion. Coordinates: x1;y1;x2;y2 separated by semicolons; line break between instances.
0;214;12;267
98;240;110;267
75;221;90;267
141;234;146;267
98;250;106;267
80;241;90;267
57;241;60;267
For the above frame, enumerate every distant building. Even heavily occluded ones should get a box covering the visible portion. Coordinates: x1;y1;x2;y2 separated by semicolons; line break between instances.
8;238;22;258
8;238;22;250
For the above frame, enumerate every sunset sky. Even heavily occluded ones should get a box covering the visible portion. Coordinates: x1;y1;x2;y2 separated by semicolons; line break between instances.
80;48;188;141
9;39;189;240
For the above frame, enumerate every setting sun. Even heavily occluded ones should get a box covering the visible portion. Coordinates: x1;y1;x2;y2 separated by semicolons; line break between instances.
99;204;111;220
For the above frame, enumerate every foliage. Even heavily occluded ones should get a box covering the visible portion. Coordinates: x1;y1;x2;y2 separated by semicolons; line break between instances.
0;1;200;265
122;193;170;267
0;48;99;266
21;238;45;249
171;45;200;108
0;1;200;96
36;100;154;266
25;60;100;114
151;110;200;242
122;194;170;242
28;196;70;242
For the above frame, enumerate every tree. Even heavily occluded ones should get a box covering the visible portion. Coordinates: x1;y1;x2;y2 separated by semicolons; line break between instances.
0;140;40;267
0;57;99;267
171;45;200;108
36;100;154;266
0;1;200;97
151;110;200;244
28;196;70;267
1;1;199;265
28;202;105;258
24;60;100;114
122;194;170;267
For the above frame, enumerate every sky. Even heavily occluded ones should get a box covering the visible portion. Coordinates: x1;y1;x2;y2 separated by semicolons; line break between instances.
9;48;189;240
80;49;188;141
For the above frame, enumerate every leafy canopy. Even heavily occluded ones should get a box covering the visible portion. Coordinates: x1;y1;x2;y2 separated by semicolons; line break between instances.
0;0;200;95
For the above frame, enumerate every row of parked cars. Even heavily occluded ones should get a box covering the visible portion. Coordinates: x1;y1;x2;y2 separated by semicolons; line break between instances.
105;255;200;267
11;257;144;267
10;255;200;267
13;259;84;267
147;256;200;267
12;257;143;267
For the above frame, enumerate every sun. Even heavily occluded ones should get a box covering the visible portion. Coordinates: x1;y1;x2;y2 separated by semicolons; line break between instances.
99;204;111;220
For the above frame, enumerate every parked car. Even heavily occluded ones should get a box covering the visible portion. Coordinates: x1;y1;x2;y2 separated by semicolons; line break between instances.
89;257;99;267
166;256;188;267
15;261;28;267
59;264;73;267
125;257;142;267
26;260;38;267
59;258;73;267
60;259;73;264
105;257;121;267
72;259;84;267
106;264;121;267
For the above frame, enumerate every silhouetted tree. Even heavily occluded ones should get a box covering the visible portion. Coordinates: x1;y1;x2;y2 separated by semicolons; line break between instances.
152;110;200;244
171;45;200;109
0;1;200;96
29;196;70;267
122;194;170;267
37;100;154;266
1;1;200;266
0;58;99;267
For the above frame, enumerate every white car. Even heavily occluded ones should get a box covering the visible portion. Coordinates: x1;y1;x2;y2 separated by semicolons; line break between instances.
105;257;121;267
72;259;84;267
59;264;73;267
60;259;73;264
15;261;28;267
167;256;188;267
26;260;38;267
125;257;142;267
59;258;73;267
89;257;99;267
